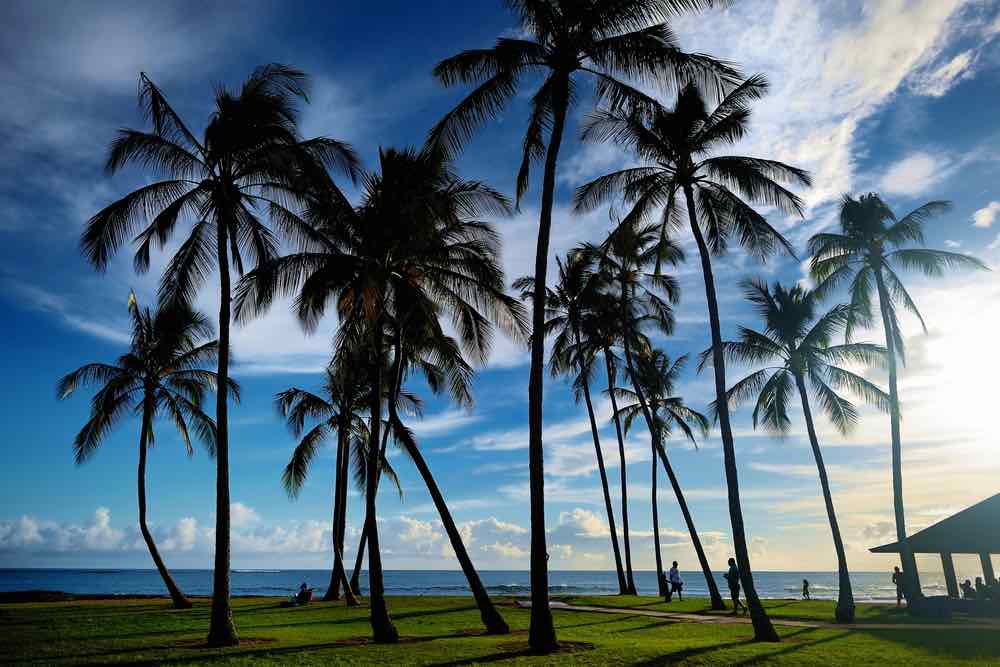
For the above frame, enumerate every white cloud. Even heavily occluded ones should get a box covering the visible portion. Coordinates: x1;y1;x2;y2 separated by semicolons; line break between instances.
480;541;528;559
972;201;1000;228
878;152;948;196
409;410;482;438
909;50;976;97
230;502;261;529
944;239;962;248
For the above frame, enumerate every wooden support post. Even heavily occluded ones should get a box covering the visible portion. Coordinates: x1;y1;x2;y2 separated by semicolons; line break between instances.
941;553;959;598
981;553;995;584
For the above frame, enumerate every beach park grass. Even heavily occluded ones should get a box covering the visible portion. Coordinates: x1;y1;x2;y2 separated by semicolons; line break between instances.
3;596;1000;665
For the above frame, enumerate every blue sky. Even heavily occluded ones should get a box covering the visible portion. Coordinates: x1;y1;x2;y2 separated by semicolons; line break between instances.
1;0;999;577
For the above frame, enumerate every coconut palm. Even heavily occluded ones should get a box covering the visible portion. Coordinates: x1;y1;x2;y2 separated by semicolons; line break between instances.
235;146;525;640
575;77;811;641
591;221;725;609
57;296;230;610
514;251;628;594
712;279;892;621
614;350;712;600
276;358;403;605
430;2;738;649
80;65;359;645
808;194;987;603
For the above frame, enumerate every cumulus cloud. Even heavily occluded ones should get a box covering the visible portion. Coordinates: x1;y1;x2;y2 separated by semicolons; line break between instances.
973;201;1000;228
230;502;261;529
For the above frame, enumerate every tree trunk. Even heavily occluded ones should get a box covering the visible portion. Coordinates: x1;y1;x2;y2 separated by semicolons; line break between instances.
350;424;391;596
207;220;238;647
605;349;637;595
684;184;778;641
793;372;854;622
336;416;358;605
652;445;665;596
525;74;569;655
365;332;398;643
324;421;347;602
137;398;191;609
578;354;627;595
873;268;921;602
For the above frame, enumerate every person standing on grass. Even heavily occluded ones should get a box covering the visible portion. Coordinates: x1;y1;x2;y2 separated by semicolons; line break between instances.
669;562;684;602
892;566;904;606
726;558;747;614
802;579;810;600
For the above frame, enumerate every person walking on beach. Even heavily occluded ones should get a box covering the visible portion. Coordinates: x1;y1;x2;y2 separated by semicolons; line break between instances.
892;566;904;606
724;557;746;615
801;579;810;600
668;562;684;602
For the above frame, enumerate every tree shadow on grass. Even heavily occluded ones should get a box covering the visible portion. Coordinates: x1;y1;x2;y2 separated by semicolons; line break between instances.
629;627;825;666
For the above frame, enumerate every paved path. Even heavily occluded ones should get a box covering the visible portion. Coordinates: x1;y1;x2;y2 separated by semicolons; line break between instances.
514;600;1000;631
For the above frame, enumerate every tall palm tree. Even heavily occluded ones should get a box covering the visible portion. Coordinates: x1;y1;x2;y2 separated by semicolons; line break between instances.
81;65;359;645
713;279;892;621
592;221;725;609
809;194;986;604
575;77;811;641
430;3;738;649
57;296;229;610
235;146;525;640
514;251;628;594
276;360;402;605
614;350;713;602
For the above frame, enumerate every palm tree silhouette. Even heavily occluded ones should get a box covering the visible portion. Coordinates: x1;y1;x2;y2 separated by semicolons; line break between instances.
809;194;987;604
575;77;810;641
236;146;524;640
592;220;725;609
430;2;738;649
81;65;359;646
514;251;628;595
614;349;711;601
713;279;892;621
57;296;230;610
275;359;403;606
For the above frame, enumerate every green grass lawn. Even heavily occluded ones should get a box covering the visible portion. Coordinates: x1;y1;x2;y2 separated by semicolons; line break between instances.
560;595;988;626
2;596;999;665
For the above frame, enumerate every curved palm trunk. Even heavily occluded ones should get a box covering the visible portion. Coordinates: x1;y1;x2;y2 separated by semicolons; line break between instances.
873;269;921;603
605;348;638;595
684;184;778;641
365;334;398;643
350;424;392;595
138;400;191;609
578;361;628;595
336;421;358;605
207;222;238;646
793;373;854;622
325;422;358;605
526;75;569;654
651;448;665;596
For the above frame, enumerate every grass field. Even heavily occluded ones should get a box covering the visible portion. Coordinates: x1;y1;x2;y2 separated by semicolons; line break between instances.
2;595;999;665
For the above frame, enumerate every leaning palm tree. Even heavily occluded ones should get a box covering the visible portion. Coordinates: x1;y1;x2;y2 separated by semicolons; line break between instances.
576;77;811;641
430;2;738;649
235;146;525;640
514;251;628;594
614;350;711;601
81;65;359;646
809;194;986;604
712;279;892;622
276;359;403;605
57;296;229;610
591;221;725;609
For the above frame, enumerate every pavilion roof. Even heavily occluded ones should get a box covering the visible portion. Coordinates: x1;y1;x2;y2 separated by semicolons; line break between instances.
870;493;1000;555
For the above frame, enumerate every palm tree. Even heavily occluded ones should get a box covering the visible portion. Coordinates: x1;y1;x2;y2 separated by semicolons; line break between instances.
514;251;628;594
575;77;811;641
808;194;987;604
614;350;714;602
57;296;229;610
713;279;892;621
235;146;525;640
81;65;359;646
430;3;738;649
276;359;402;605
592;221;725;609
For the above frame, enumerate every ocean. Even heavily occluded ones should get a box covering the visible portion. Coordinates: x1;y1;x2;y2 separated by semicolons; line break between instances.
0;569;956;602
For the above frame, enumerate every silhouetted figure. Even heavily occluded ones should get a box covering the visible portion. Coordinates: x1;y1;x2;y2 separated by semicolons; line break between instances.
976;577;988;599
892;566;904;606
725;557;746;615
961;579;976;600
296;581;313;604
802;579;810;600
661;572;672;601
669;562;684;602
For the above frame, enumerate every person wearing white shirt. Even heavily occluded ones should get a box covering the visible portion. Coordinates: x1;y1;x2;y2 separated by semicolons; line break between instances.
668;561;683;601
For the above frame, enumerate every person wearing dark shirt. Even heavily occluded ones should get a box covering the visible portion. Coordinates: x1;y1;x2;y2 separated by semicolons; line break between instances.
892;566;904;606
961;579;977;600
724;557;746;615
